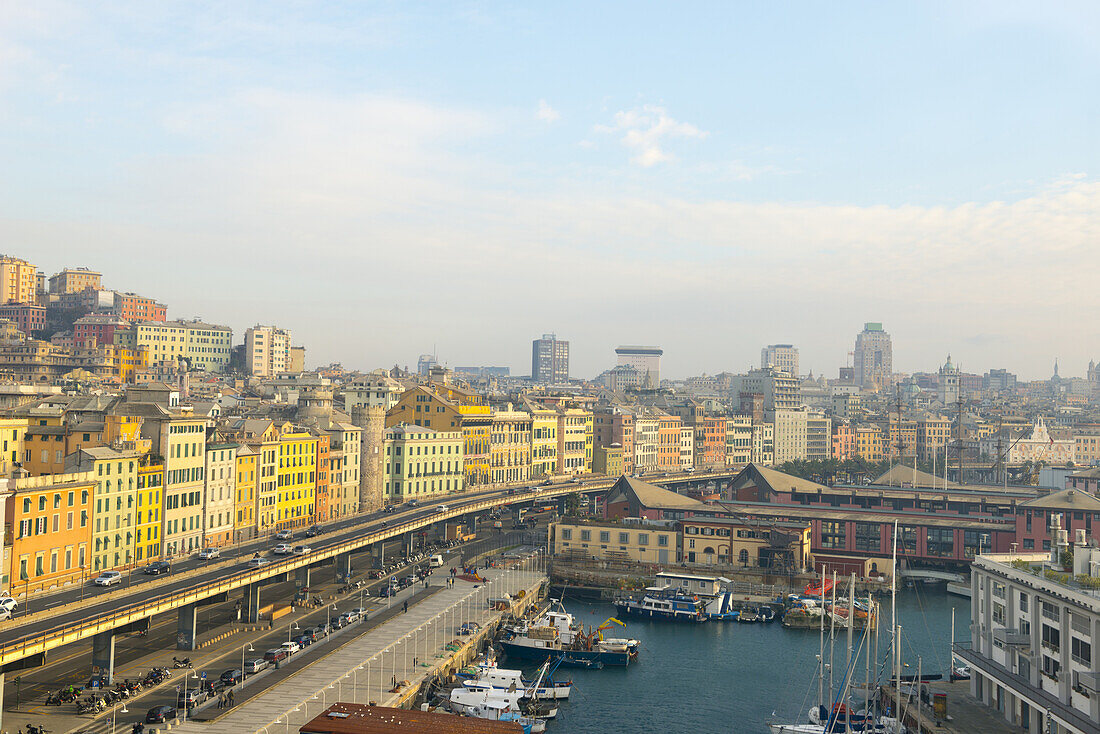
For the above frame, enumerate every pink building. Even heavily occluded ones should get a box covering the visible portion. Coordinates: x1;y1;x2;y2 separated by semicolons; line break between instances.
0;303;46;334
73;313;129;347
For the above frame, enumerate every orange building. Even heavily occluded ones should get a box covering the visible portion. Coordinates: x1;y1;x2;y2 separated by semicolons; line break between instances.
4;472;94;593
657;415;682;472
831;421;855;461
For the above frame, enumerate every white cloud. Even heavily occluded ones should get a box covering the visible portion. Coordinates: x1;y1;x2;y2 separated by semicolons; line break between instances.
596;104;708;167
535;99;560;123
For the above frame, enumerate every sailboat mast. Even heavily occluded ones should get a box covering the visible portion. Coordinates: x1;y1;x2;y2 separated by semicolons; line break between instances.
895;624;902;725
819;564;825;708
829;570;837;705
950;607;955;678
865;592;873;715
845;573;855;694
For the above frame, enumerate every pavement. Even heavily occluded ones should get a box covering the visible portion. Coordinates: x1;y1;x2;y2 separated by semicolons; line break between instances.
1;534;528;734
170;556;546;733
884;679;1017;734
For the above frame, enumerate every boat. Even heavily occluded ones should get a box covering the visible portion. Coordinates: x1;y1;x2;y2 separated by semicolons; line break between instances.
499;600;638;666
614;585;708;622
449;683;558;720
460;659;573;700
737;606;761;623
452;695;546;733
760;606;777;623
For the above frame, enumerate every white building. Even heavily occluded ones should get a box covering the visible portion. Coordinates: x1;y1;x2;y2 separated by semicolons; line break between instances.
203;440;237;548
615;345;662;388
679;425;694;471
730;367;802;411
963;510;1100;734
939;355;960;405
769;407;808;464
245;325;293;378
761;344;799;378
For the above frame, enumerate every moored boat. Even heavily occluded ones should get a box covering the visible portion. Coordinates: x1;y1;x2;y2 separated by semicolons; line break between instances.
614;585;708;622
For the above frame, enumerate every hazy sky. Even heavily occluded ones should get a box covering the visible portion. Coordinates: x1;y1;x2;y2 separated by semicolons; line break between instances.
3;2;1098;380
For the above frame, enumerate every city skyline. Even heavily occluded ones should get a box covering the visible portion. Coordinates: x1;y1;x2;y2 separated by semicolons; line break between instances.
2;2;1098;378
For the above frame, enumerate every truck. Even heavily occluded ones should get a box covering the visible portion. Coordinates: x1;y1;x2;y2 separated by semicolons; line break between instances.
445;523;476;543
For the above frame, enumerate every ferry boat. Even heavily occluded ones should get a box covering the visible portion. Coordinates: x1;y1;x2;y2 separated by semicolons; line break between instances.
614;585;708;622
499;602;639;666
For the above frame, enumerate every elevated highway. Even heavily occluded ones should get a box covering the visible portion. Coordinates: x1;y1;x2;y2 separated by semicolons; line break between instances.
0;469;735;674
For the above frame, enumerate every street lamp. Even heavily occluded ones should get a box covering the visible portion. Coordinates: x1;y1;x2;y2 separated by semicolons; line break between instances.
241;643;255;690
288;622;300;645
110;701;129;734
182;671;199;721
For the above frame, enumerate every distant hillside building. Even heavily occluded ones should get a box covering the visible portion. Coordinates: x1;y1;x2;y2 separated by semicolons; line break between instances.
761;343;799;377
615;345;662;388
245;325;292;378
48;267;102;295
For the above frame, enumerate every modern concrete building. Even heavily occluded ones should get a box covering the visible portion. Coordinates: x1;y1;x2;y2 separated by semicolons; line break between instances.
761;344;799;377
853;322;893;391
531;333;570;384
806;411;832;461
770;407;808;464
730;368;802;411
962;513;1100;734
615;345;663;388
245;324;292;378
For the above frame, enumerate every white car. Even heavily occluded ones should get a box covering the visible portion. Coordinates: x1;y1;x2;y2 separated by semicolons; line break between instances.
275;530;294;541
273;543;294;555
247;556;271;568
94;571;123;587
198;548;221;560
435;505;448;513
0;596;18;613
292;545;311;555
280;640;301;655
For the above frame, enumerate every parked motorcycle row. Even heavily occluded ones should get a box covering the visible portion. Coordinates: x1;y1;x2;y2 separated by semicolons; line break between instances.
53;667;171;714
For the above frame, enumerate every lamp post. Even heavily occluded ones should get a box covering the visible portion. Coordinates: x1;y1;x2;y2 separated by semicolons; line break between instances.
182;670;198;721
288;622;300;645
80;564;87;602
241;643;255;690
355;664;364;704
110;700;129;734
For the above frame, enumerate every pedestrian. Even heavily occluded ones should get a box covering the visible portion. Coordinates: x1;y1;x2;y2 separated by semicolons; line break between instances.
228;690;235;707
403;600;408;613
391;674;397;688
219;693;225;708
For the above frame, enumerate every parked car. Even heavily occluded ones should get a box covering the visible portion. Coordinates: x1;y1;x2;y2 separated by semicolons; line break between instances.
280;640;301;655
177;688;207;707
243;658;269;674
94;571;123;586
368;569;384;579
304;525;323;537
351;607;369;618
144;561;171;575
338;610;359;625
273;543;294;555
219;669;244;685
247;556;271;568
331;615;347;628
376;585;394;598
198;548;221;560
275;530;294;540
294;634;314;648
292;545;311;555
404;575;417;587
263;648;289;663
146;705;178;723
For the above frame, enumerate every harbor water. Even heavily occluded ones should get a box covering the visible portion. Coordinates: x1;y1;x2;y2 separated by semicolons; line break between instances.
534;586;967;734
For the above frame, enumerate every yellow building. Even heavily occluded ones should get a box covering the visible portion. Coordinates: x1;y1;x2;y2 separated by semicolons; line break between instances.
136;463;163;562
592;444;623;476
0;417;27;476
854;425;885;462
0;255;39;305
132;320;233;373
235;445;258;541
552;520;677;565
66;447;142;573
490;409;532;484
4;471;94;593
276;431;317;531
556;408;593;475
48;267;102;295
528;406;558;479
383;423;464;503
387;385;492;487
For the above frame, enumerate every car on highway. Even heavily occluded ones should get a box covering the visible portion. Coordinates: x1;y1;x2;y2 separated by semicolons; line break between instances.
304;525;323;537
435;504;448;513
405;499;419;507
275;530;294;540
339;610;360;625
273;543;294;555
146;705;178;723
219;669;244;685
380;520;388;528
331;614;347;628
143;561;171;575
243;658;269;674
263;648;289;663
198;547;221;560
246;556;271;568
94;571;123;586
0;596;18;615
280;640;301;655
292;545;311;555
382;504;396;513
294;634;315;648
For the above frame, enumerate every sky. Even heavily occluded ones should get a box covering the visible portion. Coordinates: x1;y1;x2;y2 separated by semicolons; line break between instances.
2;1;1099;381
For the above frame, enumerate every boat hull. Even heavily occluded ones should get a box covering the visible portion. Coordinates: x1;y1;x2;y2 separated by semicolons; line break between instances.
499;640;630;666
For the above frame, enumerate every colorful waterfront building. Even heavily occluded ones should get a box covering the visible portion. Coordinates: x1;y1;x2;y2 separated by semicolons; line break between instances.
3;471;94;593
135;463;163;562
234;445;258;542
382;423;464;504
203;439;238;548
275;431;317;531
65;447;142;573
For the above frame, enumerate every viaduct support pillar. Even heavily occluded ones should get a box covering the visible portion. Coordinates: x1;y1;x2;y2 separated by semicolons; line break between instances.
296;566;311;588
92;631;117;684
372;543;385;569
177;603;198;651
244;583;261;624
336;552;352;583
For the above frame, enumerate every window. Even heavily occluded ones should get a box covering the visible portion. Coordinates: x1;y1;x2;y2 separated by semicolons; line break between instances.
854;523;880;552
1041;623;1060;653
926;528;954;557
638;533;649;545
820;521;845;549
992;602;1005;624
580;530;590;542
599;531;610;543
658;535;668;546
561;529;571;541
1071;637;1091;666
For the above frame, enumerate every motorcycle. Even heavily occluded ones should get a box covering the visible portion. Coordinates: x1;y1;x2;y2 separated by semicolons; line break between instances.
172;656;193;669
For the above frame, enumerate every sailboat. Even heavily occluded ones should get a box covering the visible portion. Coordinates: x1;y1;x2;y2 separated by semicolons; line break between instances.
768;522;905;734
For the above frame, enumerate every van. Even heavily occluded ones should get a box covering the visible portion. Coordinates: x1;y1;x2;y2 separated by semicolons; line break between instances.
428;554;444;568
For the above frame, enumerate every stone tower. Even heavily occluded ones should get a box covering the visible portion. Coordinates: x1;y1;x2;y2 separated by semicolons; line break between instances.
352;404;386;511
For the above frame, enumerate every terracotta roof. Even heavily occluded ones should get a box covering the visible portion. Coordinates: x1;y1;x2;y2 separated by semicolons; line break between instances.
298;703;522;734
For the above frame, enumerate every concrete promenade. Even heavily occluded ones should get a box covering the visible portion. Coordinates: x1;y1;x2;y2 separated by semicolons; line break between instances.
170;557;546;734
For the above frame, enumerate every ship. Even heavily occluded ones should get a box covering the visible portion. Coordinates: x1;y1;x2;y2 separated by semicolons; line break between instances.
498;601;639;667
614;585;708;622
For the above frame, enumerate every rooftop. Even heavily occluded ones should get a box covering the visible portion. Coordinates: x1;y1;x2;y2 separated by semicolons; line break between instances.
298;703;522;734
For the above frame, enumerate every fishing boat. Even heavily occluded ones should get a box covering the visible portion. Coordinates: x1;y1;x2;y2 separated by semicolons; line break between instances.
449;682;558;720
452;696;547;734
614;585;708;622
460;659;573;700
737;606;761;623
499;601;638;666
760;606;777;623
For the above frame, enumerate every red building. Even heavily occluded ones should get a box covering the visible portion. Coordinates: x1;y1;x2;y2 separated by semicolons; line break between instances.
1013;488;1100;552
593;408;635;474
112;292;166;323
73;313;129;347
603;475;707;520
0;303;46;334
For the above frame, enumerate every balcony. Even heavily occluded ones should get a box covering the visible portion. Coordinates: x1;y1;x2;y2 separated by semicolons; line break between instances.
992;628;1030;647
